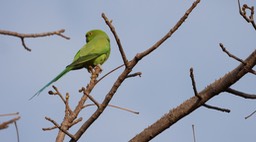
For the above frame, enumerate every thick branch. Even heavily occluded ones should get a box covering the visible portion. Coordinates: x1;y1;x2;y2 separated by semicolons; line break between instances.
0;29;70;51
129;50;256;142
53;66;101;142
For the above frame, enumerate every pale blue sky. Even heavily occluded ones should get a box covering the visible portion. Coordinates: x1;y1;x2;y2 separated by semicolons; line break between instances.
1;0;256;142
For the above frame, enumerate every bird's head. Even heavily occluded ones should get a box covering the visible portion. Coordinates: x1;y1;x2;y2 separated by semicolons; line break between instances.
85;29;109;43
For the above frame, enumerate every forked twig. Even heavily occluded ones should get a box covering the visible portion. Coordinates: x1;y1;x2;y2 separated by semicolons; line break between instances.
238;0;256;30
49;85;66;103
44;117;75;139
0;29;70;51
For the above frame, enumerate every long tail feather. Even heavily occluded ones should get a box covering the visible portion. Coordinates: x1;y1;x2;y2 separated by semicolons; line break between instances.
29;67;71;100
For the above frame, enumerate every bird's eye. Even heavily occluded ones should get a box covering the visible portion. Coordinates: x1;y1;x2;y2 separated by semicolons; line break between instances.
86;32;93;38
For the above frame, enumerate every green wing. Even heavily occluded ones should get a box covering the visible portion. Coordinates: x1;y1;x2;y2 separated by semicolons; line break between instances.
67;37;110;69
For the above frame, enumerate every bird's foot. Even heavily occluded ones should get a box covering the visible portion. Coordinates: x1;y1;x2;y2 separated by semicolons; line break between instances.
88;66;94;74
95;64;103;73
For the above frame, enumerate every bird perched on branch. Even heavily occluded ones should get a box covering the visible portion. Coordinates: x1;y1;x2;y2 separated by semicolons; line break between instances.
29;29;111;100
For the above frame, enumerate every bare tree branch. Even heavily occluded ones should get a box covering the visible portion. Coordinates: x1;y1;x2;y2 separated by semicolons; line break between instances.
202;104;231;113
83;103;139;115
126;72;142;79
238;0;256;30
0;116;20;130
192;124;196;142
189;67;201;99
14;121;20;142
249;69;256;75
220;43;256;74
44;117;75;140
96;64;125;84
245;109;256;119
46;65;102;142
130;48;256;141
79;87;100;107
0;112;19;117
190;68;230;113
102;13;129;67
49;85;66;104
226;88;256;99
219;43;246;64
0;29;70;51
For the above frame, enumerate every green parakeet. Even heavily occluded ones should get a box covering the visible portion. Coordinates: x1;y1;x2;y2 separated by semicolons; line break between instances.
29;29;110;100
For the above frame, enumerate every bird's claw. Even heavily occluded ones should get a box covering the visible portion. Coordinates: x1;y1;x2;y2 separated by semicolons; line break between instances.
96;64;103;73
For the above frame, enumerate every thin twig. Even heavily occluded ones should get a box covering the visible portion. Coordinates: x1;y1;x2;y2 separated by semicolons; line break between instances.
83;103;139;115
192;124;196;142
108;104;139;114
70;117;83;127
245;109;256;119
65;93;73;118
42;126;58;131
44;117;75;139
226;88;256;99
249;69;256;75
126;72;142;79
14;121;20;142
190;68;201;99
0;29;70;51
220;42;256;74
203;104;231;113
80;87;100;107
134;1;201;61
102;13;129;68
219;43;246;64
49;85;66;103
96;64;125;84
0;112;19;117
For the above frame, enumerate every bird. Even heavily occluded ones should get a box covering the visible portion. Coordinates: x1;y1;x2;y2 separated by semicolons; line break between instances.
29;29;110;100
